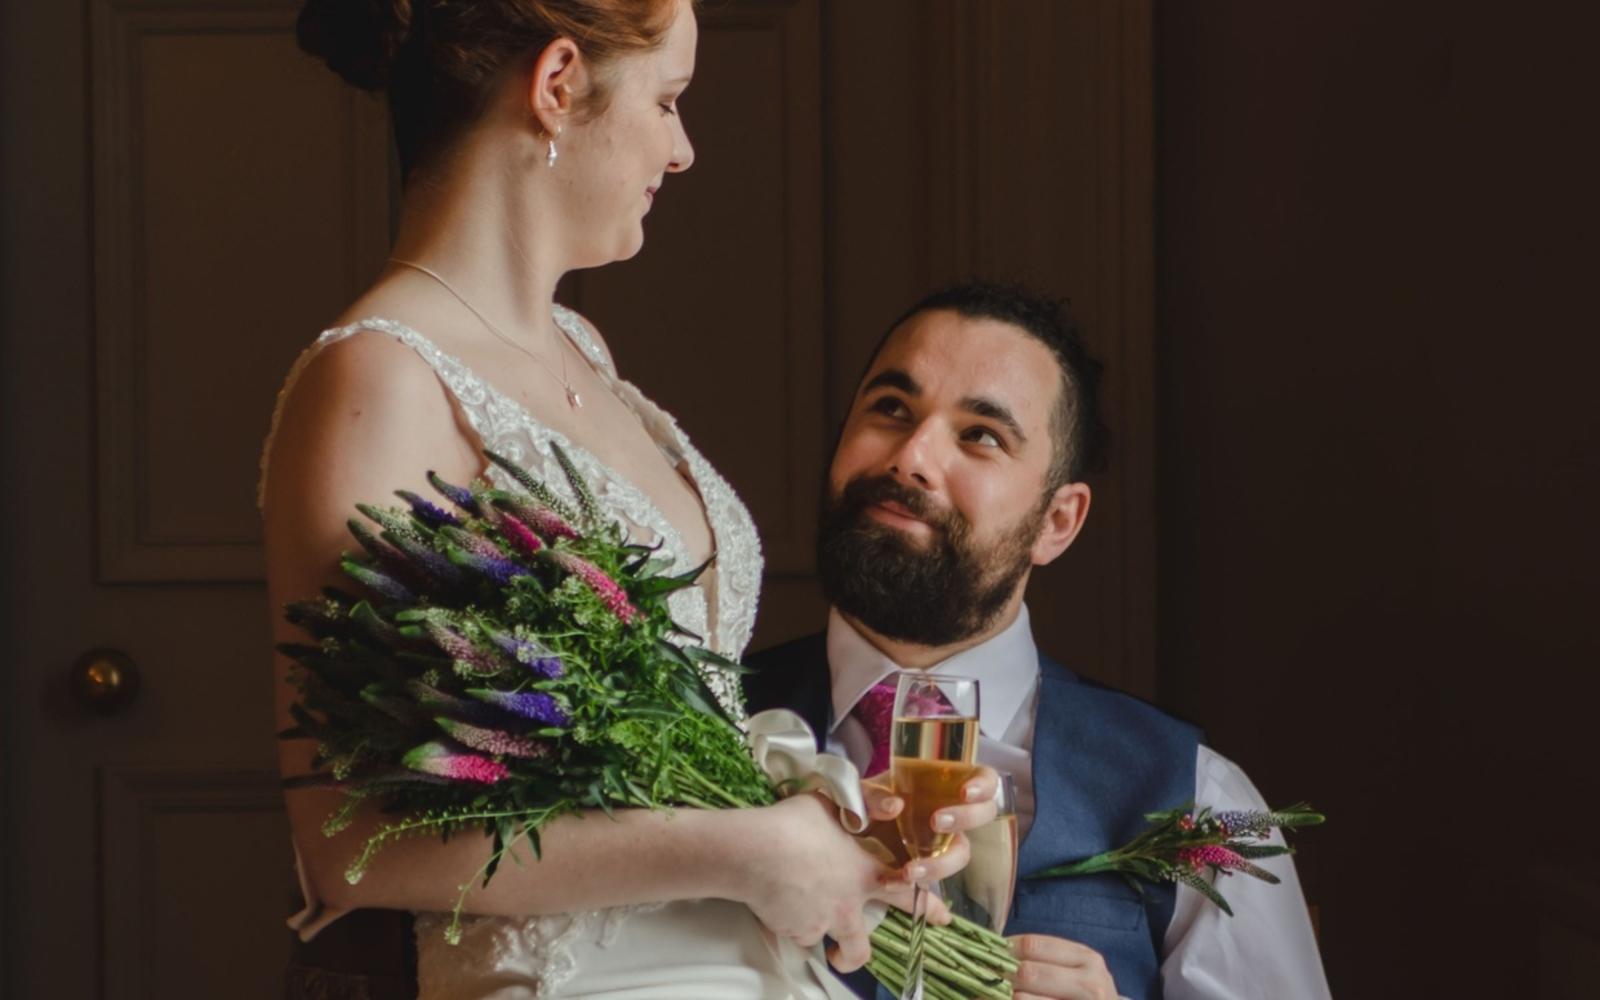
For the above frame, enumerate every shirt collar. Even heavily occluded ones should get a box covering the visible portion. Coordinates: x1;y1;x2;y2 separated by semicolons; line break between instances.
826;604;1039;740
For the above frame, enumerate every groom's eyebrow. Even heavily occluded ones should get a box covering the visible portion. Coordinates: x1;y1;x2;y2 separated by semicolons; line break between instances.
962;396;1028;444
862;369;920;396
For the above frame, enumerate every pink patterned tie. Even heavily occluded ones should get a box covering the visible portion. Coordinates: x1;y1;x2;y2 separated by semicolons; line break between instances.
851;680;899;778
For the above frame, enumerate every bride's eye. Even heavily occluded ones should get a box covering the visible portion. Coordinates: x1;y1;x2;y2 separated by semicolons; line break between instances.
659;101;680;117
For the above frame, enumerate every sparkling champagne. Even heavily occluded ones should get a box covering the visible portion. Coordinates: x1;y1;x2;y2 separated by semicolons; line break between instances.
890;715;980;859
945;812;1018;931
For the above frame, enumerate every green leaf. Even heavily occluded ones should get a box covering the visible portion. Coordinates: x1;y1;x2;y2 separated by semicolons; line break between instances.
1268;803;1326;828
1231;843;1294;859
1027;852;1117;879
485;825;505;886
1172;868;1234;916
684;644;753;677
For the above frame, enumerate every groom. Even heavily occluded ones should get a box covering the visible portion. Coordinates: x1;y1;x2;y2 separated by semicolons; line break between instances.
745;282;1329;1000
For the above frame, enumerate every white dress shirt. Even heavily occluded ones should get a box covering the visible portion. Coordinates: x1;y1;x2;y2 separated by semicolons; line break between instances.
824;606;1331;1000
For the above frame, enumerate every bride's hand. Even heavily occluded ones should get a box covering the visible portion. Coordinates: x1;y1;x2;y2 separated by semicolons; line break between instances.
730;792;891;972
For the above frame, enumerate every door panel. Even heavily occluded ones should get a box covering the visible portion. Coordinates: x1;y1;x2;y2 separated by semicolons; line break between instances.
91;0;391;582
101;769;287;1000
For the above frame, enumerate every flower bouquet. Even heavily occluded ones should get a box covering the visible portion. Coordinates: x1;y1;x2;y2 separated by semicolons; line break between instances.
277;445;1017;998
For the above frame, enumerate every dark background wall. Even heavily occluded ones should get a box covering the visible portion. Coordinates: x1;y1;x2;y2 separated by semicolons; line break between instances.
1157;2;1599;995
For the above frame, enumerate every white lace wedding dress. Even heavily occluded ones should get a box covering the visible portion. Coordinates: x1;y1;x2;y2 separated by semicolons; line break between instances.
260;307;855;999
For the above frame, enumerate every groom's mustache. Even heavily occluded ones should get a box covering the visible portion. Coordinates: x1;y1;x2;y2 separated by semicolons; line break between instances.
831;475;964;540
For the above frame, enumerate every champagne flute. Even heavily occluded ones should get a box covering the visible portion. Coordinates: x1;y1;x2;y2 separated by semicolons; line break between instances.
890;672;980;1000
942;772;1018;933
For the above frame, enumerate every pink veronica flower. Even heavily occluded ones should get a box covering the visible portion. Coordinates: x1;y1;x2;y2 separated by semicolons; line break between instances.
401;741;510;784
1177;845;1249;872
496;512;546;559
550;551;641;624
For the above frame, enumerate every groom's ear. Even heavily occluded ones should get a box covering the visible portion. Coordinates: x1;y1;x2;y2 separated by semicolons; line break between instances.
1031;482;1091;567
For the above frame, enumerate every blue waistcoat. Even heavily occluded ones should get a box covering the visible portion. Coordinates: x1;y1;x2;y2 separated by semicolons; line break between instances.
743;633;1201;1000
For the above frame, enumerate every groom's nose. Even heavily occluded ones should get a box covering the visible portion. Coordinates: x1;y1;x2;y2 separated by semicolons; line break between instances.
884;420;940;492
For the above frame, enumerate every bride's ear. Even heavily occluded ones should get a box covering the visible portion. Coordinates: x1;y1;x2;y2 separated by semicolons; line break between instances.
528;37;584;135
1031;482;1091;567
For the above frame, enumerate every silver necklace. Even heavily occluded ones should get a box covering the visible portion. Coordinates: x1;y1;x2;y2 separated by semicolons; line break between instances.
386;257;582;409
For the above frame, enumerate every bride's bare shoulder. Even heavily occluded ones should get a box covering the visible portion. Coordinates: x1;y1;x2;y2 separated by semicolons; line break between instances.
286;327;450;424
265;327;476;518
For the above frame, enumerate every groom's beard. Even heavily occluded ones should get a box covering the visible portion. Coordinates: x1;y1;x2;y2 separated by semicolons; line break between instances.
817;474;1041;647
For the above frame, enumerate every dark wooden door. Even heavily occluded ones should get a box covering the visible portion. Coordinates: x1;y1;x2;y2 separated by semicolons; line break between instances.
1;1;391;996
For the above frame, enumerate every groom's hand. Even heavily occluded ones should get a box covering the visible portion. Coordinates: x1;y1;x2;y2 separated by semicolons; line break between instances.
1008;934;1119;1000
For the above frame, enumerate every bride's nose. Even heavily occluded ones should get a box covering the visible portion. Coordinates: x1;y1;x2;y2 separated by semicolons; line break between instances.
668;122;695;173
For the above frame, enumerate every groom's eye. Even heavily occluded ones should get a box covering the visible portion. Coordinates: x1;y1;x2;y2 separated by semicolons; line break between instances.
867;396;909;418
964;427;1004;449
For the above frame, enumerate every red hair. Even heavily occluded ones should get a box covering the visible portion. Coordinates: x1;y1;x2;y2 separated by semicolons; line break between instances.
298;0;688;177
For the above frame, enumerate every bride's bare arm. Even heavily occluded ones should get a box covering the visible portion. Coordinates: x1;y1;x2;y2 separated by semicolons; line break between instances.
261;332;899;946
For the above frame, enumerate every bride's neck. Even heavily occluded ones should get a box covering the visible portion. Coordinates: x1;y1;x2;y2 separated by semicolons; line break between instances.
387;135;564;335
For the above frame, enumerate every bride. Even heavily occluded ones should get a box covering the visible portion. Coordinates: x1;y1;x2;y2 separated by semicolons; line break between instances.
262;1;995;997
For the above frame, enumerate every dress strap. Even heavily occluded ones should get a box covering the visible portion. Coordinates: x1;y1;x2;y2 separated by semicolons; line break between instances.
553;304;614;376
257;317;494;511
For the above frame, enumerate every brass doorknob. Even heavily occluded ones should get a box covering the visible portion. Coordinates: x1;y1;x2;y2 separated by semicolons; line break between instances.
70;649;141;712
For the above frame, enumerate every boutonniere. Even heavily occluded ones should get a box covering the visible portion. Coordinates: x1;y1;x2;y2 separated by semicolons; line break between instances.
1029;803;1325;914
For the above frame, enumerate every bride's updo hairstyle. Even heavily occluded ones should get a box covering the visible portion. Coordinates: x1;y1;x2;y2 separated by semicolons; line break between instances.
296;0;683;179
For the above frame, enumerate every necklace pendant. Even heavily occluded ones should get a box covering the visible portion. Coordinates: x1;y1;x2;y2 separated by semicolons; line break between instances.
566;386;583;409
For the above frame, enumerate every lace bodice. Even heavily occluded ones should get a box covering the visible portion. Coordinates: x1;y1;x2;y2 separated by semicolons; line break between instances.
259;306;763;714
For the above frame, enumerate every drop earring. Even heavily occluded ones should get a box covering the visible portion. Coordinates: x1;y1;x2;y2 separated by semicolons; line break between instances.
546;126;562;168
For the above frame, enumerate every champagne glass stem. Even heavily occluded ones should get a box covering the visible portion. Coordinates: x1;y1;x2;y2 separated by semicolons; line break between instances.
900;879;928;1000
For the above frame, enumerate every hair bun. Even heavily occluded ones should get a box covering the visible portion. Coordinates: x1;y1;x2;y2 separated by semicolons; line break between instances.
296;0;414;92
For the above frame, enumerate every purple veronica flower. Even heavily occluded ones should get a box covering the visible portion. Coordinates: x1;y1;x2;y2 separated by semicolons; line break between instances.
438;525;500;558
490;631;565;678
396;490;461;528
435;718;552;759
341;560;416;603
405;680;515;727
428;471;482;516
422;620;508;676
353;508;461;588
1213;810;1273;838
450;548;532;587
467;688;569;728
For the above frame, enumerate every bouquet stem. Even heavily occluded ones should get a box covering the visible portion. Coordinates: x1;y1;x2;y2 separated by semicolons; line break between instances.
869;910;1016;999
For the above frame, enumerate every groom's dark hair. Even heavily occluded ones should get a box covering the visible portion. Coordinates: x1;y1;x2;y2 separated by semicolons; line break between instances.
866;281;1109;486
